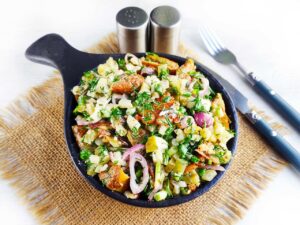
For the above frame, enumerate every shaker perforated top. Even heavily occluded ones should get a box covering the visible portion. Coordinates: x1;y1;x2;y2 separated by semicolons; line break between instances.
150;5;181;28
116;7;148;29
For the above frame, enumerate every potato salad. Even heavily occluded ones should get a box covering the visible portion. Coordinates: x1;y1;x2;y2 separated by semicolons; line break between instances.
71;53;234;201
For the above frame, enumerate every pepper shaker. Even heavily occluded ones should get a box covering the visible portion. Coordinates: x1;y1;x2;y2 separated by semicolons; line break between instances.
116;7;149;53
150;6;181;54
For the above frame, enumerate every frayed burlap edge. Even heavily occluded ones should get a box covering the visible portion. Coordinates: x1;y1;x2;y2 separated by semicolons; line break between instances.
0;76;65;224
0;33;287;225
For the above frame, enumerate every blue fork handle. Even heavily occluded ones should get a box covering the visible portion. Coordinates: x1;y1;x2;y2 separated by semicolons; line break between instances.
251;78;300;133
245;111;300;172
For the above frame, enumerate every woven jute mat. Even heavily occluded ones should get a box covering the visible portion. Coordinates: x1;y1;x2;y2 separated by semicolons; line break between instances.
0;33;287;225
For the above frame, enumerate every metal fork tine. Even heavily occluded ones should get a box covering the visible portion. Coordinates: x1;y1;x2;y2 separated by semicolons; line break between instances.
199;27;218;55
204;26;225;51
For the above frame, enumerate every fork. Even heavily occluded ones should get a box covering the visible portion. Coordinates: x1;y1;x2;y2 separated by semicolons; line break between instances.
199;26;300;133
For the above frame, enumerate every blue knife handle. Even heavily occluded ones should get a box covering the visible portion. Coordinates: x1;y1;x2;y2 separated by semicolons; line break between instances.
252;79;300;132
245;110;300;172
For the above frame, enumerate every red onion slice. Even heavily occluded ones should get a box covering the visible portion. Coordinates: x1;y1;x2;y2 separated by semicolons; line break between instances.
200;165;225;171
180;116;195;129
141;67;156;76
122;144;145;161
75;116;100;126
198;77;209;97
129;153;150;194
194;112;214;128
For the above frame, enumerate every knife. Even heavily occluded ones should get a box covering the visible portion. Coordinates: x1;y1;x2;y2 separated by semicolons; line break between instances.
198;63;300;172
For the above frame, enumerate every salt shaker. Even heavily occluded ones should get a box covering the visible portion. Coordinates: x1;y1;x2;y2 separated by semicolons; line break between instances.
150;6;181;54
116;7;149;53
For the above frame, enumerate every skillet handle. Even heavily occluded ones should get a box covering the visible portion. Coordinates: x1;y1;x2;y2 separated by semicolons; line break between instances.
25;33;75;69
25;33;106;90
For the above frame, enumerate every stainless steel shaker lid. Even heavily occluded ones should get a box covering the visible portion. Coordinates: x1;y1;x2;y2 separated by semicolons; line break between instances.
116;7;149;35
150;5;181;29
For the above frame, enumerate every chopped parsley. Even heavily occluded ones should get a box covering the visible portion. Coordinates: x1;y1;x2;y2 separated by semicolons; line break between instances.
80;149;91;161
117;58;126;70
111;107;122;119
132;127;139;138
193;97;206;112
134;92;153;111
162;96;171;103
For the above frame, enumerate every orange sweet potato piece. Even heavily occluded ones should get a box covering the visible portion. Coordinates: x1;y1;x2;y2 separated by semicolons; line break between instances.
99;165;129;192
111;74;144;93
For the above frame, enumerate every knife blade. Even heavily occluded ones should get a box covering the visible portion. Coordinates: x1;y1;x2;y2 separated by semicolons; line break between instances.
197;62;300;172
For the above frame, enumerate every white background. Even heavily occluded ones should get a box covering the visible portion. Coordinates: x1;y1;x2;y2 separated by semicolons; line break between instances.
0;0;300;224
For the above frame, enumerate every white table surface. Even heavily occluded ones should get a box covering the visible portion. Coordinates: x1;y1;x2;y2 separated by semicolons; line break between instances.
0;0;300;224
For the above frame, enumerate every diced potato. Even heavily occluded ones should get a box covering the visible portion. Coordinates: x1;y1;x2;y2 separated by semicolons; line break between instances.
89;155;100;164
95;77;109;94
201;169;217;181
173;155;188;175
124;191;139;199
221;150;232;164
139;82;151;93
165;157;176;173
95;164;108;173
83;130;97;144
116;124;127;137
118;98;132;108
72;86;81;96
126;107;136;115
154;190;168;201
87;164;97;176
158;125;168;136
145;136;168;153
127;115;141;131
200;127;213;140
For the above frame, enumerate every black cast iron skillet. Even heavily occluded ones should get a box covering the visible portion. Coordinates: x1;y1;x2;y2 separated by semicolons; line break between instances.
25;33;238;208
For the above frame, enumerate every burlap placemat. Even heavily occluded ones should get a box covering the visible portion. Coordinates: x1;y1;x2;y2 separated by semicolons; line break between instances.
0;33;287;225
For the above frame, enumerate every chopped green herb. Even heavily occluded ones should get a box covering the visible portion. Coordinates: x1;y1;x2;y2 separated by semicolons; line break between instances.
125;70;135;75
111;107;122;119
80;149;91;161
182;92;192;97
197;168;206;177
164;179;173;197
193;97;206;112
113;76;120;82
82;111;92;121
83;71;93;79
146;52;158;56
154;83;163;95
178;144;188;158
189;71;201;79
134;92;153;112
187;117;192;126
163;149;170;165
190;155;200;163
117;58;126;70
158;65;169;80
132;127;139;138
162;96;171;103
170;86;179;95
178;106;187;115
